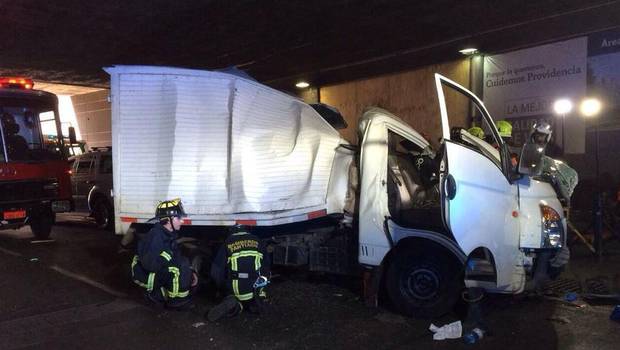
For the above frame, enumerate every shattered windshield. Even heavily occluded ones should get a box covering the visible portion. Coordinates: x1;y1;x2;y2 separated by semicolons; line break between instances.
0;100;63;161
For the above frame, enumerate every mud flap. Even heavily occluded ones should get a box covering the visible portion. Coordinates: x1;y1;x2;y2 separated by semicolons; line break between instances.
363;266;383;307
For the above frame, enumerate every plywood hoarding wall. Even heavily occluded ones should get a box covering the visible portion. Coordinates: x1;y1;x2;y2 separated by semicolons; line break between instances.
71;89;111;149
320;59;470;144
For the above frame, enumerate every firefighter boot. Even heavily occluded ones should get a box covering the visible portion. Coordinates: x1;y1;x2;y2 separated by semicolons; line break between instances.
207;295;242;322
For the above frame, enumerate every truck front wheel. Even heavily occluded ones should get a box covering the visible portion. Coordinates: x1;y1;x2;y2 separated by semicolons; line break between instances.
30;207;54;240
386;245;463;318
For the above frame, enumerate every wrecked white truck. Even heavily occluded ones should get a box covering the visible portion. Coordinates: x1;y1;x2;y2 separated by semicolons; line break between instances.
105;66;574;317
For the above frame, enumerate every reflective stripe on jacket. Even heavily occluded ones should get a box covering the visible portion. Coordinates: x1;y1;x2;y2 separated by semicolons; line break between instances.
131;255;156;291
225;231;264;301
133;223;192;299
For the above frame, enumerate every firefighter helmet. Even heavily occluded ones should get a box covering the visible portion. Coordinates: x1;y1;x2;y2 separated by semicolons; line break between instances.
530;121;552;145
155;198;187;219
467;126;485;140
496;120;513;138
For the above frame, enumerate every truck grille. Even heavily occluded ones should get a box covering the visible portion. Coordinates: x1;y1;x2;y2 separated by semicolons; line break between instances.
0;179;59;204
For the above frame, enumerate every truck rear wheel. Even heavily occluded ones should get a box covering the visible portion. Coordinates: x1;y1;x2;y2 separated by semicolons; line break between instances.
93;198;113;231
30;208;54;240
386;245;463;318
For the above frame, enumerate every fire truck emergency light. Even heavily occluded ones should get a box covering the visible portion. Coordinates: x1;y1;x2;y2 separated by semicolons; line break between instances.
0;77;34;89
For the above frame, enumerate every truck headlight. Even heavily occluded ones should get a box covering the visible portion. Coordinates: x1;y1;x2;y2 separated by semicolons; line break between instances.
540;205;564;248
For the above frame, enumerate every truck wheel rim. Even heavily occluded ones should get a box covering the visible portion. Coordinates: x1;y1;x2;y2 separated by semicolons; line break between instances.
404;267;440;301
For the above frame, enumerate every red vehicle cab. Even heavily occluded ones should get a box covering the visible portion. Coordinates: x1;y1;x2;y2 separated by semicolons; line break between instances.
0;77;72;239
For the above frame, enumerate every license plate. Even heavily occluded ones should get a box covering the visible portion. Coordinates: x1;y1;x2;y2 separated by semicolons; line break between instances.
3;210;26;220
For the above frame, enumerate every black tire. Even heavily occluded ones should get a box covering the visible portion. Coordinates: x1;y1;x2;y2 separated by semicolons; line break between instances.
30;208;54;240
189;249;215;280
189;251;214;293
386;245;463;318
93;198;114;231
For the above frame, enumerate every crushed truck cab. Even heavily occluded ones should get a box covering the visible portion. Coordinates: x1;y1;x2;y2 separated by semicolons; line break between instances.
356;75;569;316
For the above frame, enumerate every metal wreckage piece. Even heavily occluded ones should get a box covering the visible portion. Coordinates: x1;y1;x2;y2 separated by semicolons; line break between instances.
539;156;579;203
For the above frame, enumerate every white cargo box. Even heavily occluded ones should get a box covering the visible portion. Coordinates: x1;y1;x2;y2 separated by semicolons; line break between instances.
105;66;352;234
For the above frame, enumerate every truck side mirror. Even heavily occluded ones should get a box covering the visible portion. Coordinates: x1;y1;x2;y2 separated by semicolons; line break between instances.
68;126;77;145
517;144;545;176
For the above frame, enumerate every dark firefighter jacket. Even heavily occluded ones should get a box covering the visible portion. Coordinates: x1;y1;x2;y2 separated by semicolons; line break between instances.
131;223;192;299
211;231;270;301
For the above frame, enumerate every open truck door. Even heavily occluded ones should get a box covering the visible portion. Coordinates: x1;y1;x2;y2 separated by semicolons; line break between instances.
434;74;523;292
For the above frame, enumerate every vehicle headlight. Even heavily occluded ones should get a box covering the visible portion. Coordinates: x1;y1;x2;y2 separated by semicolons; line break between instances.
540;204;564;248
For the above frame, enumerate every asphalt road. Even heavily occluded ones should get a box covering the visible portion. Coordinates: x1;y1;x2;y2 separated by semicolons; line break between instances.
1;214;619;349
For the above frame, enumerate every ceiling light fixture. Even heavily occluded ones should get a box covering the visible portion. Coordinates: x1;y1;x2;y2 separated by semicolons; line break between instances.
459;48;478;55
295;81;310;89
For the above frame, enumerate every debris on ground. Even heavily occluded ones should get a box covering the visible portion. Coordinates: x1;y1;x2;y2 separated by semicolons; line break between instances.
462;327;485;344
564;292;578;302
611;305;620;322
192;322;206;328
429;321;462;340
544;295;587;308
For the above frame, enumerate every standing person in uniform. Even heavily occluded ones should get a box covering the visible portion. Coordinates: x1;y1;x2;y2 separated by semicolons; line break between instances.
207;224;270;321
1;112;29;160
496;120;519;169
131;198;197;309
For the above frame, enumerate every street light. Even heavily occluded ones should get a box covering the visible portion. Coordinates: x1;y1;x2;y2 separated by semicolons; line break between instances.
580;98;602;117
579;97;603;258
552;97;604;258
553;98;573;154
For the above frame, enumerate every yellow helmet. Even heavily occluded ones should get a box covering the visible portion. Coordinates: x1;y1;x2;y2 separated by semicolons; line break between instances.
467;126;485;139
496;120;512;138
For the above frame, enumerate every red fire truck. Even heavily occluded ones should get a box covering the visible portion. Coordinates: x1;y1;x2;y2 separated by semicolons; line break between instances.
0;77;72;239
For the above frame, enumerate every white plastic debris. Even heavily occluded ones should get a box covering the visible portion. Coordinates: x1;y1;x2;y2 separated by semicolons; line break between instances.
429;321;462;340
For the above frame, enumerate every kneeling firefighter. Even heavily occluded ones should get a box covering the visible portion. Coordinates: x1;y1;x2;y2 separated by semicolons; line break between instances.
207;224;270;321
131;199;197;308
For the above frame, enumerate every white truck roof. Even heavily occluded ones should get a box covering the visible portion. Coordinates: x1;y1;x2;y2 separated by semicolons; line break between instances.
105;66;351;231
